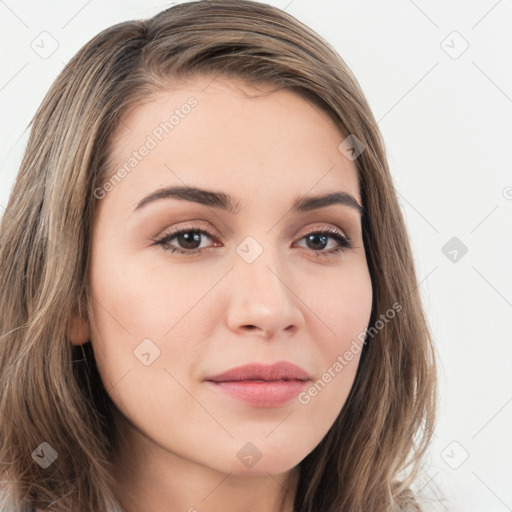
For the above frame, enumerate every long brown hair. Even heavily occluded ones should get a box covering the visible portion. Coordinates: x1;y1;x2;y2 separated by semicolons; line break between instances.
0;1;437;510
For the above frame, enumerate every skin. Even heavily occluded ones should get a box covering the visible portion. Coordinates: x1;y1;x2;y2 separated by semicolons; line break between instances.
70;76;373;512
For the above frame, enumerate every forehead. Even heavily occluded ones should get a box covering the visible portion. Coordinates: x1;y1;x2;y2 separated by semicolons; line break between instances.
102;76;361;211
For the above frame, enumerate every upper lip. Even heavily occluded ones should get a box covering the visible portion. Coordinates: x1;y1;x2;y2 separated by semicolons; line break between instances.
206;362;311;382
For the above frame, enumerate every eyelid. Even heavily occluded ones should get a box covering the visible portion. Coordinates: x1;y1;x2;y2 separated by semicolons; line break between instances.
151;223;220;247
155;221;348;241
294;222;348;239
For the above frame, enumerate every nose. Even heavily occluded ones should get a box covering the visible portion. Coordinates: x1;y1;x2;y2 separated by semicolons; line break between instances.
225;247;305;339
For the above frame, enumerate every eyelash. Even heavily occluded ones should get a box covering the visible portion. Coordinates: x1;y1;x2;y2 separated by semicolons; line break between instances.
152;224;353;258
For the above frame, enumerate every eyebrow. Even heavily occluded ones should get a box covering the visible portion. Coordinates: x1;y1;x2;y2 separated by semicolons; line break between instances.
133;186;363;216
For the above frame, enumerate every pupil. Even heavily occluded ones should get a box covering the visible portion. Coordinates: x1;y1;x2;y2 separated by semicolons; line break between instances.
307;234;327;250
178;231;201;249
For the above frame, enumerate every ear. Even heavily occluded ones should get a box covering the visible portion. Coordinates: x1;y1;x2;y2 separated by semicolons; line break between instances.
68;309;91;346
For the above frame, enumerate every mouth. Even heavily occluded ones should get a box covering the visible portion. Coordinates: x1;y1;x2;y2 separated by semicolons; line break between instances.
205;362;311;408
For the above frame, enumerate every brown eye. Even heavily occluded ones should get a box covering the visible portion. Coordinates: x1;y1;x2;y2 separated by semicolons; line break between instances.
155;226;219;255
153;225;352;257
295;228;353;256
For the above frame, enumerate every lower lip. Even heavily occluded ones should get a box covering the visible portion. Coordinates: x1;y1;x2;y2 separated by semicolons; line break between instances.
206;379;309;407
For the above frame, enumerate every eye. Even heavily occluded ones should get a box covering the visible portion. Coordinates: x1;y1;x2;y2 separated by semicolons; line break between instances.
294;226;353;257
153;225;219;255
152;224;353;257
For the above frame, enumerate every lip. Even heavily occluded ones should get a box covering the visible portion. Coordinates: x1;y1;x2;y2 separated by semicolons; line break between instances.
206;362;311;383
205;362;311;408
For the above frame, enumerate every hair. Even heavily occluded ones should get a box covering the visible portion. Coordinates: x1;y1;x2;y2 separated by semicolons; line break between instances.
0;1;437;511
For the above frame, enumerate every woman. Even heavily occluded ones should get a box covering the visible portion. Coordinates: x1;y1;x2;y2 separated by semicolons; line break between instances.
0;1;437;511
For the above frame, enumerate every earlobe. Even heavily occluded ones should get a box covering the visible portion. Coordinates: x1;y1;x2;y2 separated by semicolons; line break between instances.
68;311;91;346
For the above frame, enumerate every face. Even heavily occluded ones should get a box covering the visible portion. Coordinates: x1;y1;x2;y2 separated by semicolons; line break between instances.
76;76;372;477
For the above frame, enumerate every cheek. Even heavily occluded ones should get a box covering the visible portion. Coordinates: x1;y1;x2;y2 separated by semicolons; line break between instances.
305;258;373;348
295;261;372;413
87;250;222;395
88;246;204;343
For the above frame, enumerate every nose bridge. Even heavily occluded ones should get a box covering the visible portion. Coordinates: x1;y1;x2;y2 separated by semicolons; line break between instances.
235;235;290;302
226;234;302;336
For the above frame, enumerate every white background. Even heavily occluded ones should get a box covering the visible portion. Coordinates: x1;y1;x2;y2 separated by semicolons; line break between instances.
1;1;511;511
